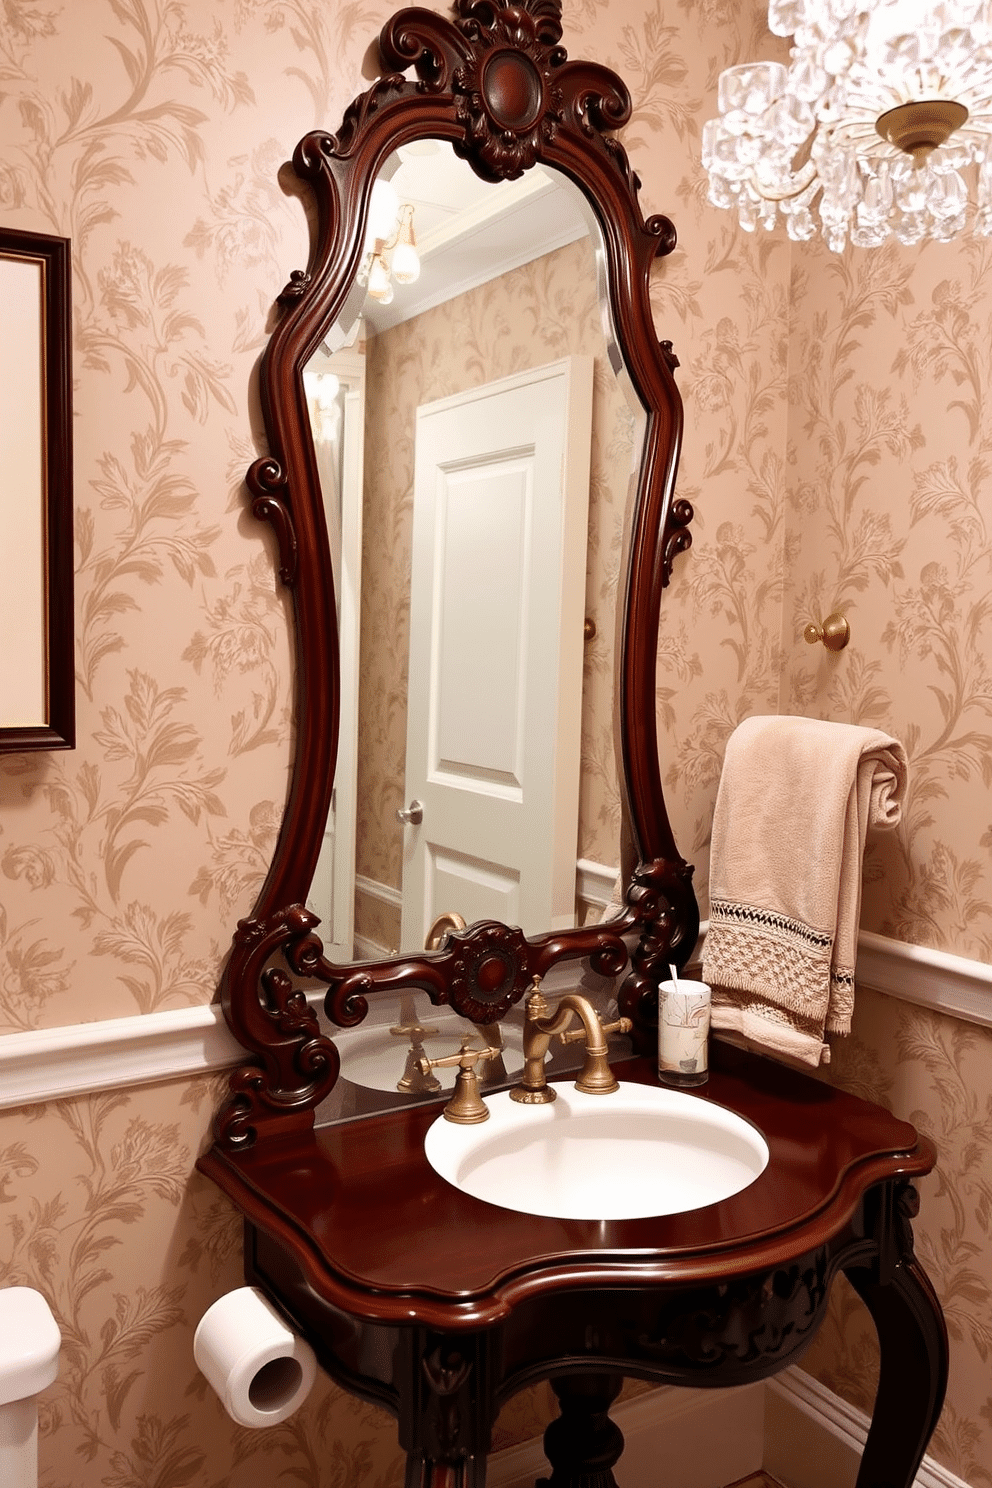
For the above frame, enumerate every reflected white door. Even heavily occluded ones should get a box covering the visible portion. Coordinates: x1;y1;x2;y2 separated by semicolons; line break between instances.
399;356;593;948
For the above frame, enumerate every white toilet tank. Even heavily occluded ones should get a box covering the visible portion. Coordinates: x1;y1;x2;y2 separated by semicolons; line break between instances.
0;1288;61;1488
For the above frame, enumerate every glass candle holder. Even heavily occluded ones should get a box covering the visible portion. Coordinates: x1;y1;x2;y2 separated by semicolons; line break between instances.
657;979;711;1088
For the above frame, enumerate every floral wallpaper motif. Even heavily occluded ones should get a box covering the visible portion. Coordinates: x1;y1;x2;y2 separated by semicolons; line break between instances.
771;221;992;1484
0;0;990;1483
0;1077;407;1488
357;234;629;937
783;238;992;962
801;989;992;1487
0;0;310;1033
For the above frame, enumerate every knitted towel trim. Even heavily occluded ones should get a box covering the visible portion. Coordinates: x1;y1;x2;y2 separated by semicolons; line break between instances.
704;898;832;1018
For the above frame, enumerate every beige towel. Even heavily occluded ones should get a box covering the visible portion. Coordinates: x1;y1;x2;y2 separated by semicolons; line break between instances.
701;715;908;1067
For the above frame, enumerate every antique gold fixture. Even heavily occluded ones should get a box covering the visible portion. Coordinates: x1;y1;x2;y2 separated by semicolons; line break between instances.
804;611;851;651
390;1000;442;1094
419;1036;505;1124
510;977;632;1104
364;184;421;306
875;99;971;164
424;911;467;950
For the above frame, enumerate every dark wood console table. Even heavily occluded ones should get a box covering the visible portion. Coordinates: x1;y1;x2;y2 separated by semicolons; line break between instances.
198;1042;948;1488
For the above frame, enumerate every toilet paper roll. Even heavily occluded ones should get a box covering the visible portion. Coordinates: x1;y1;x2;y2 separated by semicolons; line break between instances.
194;1287;317;1428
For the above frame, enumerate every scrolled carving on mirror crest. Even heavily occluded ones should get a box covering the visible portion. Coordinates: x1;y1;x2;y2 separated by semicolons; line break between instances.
332;78;409;156
646;218;678;258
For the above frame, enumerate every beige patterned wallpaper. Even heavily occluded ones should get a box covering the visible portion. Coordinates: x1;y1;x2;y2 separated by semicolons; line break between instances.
0;0;989;1483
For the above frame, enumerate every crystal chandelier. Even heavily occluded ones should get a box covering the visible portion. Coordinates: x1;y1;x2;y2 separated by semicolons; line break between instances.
702;0;992;250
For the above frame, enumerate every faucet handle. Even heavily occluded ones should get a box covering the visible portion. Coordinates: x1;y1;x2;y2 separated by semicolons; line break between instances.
557;1015;632;1047
417;1038;502;1124
602;1016;633;1038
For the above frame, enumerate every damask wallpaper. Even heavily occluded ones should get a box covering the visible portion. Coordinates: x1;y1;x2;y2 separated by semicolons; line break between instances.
0;0;989;1483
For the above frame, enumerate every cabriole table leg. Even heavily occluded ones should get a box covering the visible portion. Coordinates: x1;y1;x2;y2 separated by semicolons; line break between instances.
844;1184;949;1488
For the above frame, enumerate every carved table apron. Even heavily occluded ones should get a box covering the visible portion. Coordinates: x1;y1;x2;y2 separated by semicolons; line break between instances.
198;1045;948;1488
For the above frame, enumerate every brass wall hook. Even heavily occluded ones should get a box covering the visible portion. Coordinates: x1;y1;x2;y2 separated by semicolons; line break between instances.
804;612;850;651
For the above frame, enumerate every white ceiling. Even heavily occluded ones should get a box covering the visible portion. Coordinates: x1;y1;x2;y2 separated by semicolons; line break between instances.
363;139;591;334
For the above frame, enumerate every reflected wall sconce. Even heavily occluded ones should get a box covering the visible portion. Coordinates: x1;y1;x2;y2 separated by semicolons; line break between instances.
703;0;992;252
804;612;851;651
364;181;421;306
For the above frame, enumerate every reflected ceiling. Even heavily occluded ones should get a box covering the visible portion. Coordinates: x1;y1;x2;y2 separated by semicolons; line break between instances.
366;140;590;332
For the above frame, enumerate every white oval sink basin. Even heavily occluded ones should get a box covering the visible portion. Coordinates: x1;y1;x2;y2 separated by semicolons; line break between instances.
424;1080;769;1221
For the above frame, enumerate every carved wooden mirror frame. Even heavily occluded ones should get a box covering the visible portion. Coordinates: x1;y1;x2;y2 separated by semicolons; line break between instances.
214;0;699;1150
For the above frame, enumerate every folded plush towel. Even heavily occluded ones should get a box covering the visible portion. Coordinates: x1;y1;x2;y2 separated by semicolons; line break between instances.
701;715;908;1067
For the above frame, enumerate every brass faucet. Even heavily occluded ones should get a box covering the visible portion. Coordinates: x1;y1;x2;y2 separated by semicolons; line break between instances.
510;977;632;1104
418;1036;504;1124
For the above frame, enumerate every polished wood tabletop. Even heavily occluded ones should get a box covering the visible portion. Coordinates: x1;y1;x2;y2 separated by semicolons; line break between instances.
200;1041;933;1327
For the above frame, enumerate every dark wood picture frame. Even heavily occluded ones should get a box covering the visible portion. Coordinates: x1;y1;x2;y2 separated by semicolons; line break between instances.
0;226;74;754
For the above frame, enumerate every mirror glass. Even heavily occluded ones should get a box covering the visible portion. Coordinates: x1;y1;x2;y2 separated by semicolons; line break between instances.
302;144;647;966
311;959;626;1127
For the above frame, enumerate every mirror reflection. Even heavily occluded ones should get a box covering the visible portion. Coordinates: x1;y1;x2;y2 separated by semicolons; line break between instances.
312;967;628;1126
304;144;644;966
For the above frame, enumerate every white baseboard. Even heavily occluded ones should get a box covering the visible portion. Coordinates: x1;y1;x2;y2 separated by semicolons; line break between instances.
855;929;992;1032
576;858;620;912
766;1368;970;1488
353;933;389;961
489;1369;970;1488
489;1382;763;1488
354;873;401;910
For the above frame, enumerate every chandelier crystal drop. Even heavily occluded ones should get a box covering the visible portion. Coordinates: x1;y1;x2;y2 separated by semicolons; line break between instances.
702;0;992;250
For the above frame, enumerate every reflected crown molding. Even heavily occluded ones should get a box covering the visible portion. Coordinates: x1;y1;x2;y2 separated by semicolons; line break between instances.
366;148;589;331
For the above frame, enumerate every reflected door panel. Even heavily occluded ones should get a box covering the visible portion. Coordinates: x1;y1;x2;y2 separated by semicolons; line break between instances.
327;150;632;960
400;357;593;948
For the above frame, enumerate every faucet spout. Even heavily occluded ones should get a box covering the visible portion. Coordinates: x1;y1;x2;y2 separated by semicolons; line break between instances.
510;979;631;1104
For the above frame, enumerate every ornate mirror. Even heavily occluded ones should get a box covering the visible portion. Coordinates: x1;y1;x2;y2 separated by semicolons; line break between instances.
214;0;699;1150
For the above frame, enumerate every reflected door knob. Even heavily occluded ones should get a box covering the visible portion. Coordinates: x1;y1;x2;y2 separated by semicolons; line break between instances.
397;799;424;825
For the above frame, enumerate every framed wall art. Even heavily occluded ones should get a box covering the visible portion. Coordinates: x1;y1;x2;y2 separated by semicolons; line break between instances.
0;226;73;752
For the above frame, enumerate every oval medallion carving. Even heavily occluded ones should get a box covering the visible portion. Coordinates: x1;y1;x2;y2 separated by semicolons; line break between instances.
481;50;543;131
448;921;531;1023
